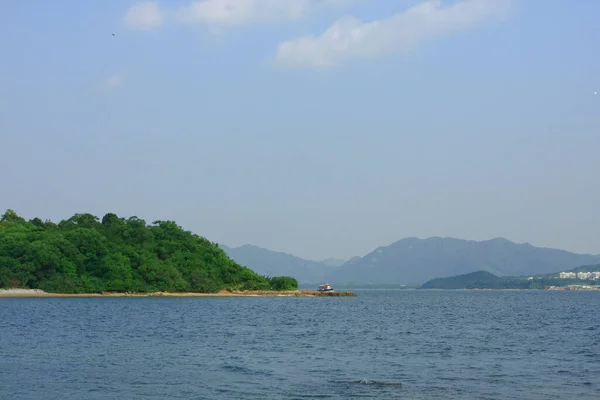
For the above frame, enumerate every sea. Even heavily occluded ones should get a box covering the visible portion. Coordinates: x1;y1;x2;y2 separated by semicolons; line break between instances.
1;290;599;399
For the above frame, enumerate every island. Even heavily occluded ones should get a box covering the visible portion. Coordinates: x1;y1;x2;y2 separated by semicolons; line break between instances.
420;267;600;290
0;209;355;297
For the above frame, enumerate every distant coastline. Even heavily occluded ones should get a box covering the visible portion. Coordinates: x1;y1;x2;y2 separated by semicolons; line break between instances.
419;268;600;290
0;288;357;298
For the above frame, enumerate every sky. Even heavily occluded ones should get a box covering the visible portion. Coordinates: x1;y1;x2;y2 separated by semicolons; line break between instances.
1;0;599;261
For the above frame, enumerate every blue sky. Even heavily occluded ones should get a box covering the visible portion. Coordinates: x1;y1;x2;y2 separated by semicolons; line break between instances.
1;0;599;260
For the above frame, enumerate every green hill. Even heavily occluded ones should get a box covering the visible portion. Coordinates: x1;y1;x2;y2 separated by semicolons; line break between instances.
420;268;600;290
420;271;502;289
420;270;552;289
0;209;297;293
568;263;600;273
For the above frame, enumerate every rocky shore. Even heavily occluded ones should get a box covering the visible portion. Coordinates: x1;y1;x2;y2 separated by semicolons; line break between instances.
0;288;356;298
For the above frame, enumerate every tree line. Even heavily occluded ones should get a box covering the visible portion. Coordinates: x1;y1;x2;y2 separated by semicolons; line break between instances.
0;209;298;293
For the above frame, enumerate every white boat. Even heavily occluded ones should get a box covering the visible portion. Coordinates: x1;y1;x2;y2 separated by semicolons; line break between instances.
317;283;334;292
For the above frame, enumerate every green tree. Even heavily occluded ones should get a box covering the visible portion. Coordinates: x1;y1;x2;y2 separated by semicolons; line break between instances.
1;209;26;224
269;276;299;290
102;253;134;291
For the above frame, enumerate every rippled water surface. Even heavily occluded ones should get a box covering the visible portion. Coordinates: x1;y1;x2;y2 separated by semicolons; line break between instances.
1;290;599;399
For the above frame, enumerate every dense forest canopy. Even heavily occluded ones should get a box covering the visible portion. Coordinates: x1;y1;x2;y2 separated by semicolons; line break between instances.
0;209;298;293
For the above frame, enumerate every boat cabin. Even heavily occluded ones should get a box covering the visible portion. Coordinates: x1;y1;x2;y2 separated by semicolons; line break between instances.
318;283;334;292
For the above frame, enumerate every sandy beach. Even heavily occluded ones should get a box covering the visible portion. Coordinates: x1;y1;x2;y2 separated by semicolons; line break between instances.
0;288;356;298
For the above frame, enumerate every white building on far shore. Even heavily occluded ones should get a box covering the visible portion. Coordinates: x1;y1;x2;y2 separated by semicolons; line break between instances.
558;271;600;280
559;272;577;279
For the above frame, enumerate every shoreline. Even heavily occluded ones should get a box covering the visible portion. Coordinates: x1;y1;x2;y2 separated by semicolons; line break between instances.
0;288;357;298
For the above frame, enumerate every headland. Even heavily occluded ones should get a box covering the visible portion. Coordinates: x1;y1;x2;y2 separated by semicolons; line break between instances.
0;288;357;298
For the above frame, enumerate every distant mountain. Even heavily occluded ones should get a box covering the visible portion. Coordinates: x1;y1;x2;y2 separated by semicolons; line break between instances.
329;237;600;285
219;244;335;284
342;256;361;265
319;257;347;268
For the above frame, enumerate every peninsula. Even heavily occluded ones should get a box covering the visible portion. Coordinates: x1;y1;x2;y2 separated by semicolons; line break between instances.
0;288;357;297
420;267;600;290
0;209;355;297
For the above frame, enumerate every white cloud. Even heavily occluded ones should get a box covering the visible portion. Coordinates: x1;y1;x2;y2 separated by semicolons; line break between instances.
123;1;164;30
175;0;353;26
275;0;513;69
101;73;124;90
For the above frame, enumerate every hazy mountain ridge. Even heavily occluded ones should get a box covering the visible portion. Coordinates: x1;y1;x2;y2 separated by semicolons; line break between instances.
220;244;337;284
319;258;347;268
329;237;600;285
221;238;600;286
